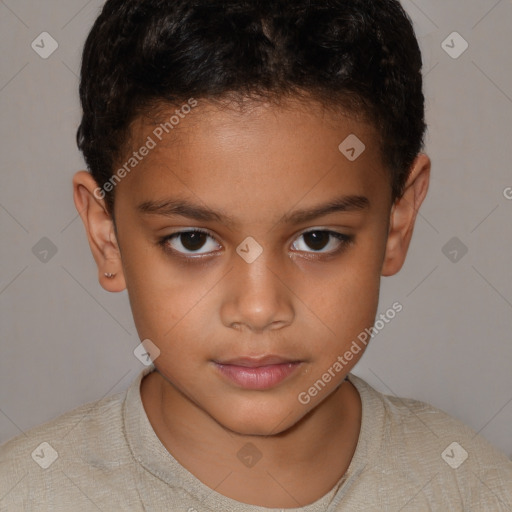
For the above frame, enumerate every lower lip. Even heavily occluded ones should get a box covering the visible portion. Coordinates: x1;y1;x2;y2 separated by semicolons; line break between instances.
214;362;301;390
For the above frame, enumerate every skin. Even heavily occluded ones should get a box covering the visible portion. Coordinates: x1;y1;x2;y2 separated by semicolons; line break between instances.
73;97;430;508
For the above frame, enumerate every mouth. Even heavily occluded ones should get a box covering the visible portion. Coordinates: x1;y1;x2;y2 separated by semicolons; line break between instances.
213;356;303;390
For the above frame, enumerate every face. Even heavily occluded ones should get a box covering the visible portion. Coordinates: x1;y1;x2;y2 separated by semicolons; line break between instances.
75;98;429;436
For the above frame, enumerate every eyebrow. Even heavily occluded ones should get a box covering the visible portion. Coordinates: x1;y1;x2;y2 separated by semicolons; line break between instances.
137;194;370;227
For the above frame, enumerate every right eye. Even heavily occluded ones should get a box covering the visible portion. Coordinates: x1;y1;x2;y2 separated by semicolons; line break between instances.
159;229;222;257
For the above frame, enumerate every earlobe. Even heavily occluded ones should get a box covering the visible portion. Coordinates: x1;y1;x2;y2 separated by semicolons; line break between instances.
72;171;126;292
381;153;431;277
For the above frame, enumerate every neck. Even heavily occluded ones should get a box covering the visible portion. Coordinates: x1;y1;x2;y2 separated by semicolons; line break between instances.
141;370;361;508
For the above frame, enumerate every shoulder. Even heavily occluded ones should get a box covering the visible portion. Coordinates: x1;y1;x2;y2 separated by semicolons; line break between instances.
0;387;126;460
348;374;512;510
0;387;135;510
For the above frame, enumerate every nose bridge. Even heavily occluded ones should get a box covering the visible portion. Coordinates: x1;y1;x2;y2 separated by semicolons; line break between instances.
221;242;294;332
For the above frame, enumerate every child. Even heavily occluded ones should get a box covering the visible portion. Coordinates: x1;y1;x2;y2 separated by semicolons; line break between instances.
1;0;511;510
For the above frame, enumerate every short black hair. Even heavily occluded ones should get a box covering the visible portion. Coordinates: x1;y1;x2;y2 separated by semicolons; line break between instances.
77;0;426;213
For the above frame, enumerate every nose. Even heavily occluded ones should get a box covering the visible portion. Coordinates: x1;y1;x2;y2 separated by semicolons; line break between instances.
220;247;295;333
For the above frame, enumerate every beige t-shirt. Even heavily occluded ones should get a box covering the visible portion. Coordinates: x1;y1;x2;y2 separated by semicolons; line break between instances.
1;364;511;511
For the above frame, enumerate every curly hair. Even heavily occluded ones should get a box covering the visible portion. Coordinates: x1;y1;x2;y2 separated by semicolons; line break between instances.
77;0;426;213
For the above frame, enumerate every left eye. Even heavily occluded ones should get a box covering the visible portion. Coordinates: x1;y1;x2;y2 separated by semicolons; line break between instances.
291;230;352;253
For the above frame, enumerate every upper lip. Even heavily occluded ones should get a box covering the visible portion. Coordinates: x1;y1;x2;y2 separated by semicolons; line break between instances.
214;355;300;368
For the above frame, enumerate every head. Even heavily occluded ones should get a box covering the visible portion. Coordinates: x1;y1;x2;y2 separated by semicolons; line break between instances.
73;0;430;435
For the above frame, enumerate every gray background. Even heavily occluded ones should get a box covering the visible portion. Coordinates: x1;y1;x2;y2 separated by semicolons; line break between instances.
0;0;511;459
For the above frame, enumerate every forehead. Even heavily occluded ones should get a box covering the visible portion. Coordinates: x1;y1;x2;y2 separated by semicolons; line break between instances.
116;98;388;209
134;97;378;151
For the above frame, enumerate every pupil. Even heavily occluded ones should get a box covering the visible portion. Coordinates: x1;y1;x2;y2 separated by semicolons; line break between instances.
182;232;206;251
304;231;328;251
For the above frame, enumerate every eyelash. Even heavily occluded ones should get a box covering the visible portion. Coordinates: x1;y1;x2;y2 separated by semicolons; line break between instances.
158;228;354;261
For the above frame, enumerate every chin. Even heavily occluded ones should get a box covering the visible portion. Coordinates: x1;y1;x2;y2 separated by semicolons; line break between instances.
222;417;292;437
211;402;303;437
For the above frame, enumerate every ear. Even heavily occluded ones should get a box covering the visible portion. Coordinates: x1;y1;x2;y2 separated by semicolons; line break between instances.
381;153;431;277
72;171;126;292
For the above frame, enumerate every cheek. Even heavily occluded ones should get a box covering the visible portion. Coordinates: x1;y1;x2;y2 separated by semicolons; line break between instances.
126;273;203;341
314;270;380;344
302;239;384;346
119;239;197;339
123;255;224;357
